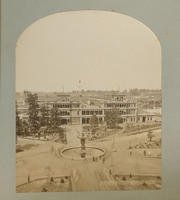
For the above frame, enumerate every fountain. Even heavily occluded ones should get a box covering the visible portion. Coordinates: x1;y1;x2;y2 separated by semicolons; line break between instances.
79;132;87;158
60;131;105;160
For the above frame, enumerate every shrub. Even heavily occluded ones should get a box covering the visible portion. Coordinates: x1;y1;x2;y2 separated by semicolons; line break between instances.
142;182;148;187
60;178;64;183
50;177;54;182
122;176;126;181
42;187;48;192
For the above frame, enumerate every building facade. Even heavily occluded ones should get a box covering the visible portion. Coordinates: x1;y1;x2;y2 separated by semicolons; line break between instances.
17;94;157;125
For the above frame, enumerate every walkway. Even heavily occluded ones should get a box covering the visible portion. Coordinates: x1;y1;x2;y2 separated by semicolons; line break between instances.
65;125;82;147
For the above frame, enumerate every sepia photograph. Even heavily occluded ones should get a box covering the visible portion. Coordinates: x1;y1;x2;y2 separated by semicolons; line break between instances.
16;10;161;192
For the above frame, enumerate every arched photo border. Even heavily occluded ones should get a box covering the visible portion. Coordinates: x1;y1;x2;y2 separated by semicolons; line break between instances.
1;0;179;200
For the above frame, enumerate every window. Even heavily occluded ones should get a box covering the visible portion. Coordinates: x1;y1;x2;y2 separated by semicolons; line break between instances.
82;118;85;124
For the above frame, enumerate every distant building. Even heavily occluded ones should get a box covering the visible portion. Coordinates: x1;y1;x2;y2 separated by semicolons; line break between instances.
104;94;137;123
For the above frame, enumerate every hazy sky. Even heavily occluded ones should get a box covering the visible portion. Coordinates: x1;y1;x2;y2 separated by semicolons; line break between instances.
16;10;161;92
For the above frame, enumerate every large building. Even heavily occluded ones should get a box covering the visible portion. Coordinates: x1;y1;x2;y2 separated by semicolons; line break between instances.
103;94;137;123
17;93;157;125
46;100;104;125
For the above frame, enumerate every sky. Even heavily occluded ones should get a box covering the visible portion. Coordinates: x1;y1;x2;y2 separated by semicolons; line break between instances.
16;10;161;92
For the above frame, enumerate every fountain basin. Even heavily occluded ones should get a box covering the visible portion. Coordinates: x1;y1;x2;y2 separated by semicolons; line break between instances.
61;146;105;160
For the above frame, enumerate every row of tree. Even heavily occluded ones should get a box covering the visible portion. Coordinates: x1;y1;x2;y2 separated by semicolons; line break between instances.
105;110;123;128
16;91;124;140
16;91;64;140
89;110;123;129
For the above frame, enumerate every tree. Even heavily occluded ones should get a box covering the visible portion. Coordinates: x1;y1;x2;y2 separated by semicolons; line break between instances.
24;90;30;104
105;110;123;129
48;104;66;141
89;114;99;135
26;92;40;138
40;104;49;127
16;103;23;142
90;114;98;128
58;127;65;141
22;120;29;137
39;104;50;138
147;131;155;142
49;103;60;134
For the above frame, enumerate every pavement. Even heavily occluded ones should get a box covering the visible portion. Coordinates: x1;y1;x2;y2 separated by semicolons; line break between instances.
16;126;161;191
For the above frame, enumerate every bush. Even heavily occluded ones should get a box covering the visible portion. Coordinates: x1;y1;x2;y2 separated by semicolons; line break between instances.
50;177;54;182
42;187;48;192
60;178;64;183
147;131;155;142
122;176;126;181
142;182;148;187
16;147;23;153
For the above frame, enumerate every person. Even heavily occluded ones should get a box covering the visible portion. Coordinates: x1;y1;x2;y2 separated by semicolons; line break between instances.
129;150;132;156
109;169;112;175
144;150;146;156
148;151;151;157
28;175;30;183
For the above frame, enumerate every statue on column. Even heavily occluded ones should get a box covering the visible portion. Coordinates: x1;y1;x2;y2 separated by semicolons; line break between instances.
80;133;86;151
78;132;87;158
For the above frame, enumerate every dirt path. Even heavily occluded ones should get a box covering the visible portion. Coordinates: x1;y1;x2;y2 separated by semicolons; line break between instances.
74;163;100;191
72;161;117;191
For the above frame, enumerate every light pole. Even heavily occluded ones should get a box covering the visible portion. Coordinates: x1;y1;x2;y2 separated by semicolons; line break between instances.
110;135;115;174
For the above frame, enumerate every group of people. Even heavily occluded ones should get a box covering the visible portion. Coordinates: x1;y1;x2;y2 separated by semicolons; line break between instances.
129;149;151;157
92;154;106;163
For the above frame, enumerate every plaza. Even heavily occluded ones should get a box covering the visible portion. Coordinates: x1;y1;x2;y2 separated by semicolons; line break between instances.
16;122;161;192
